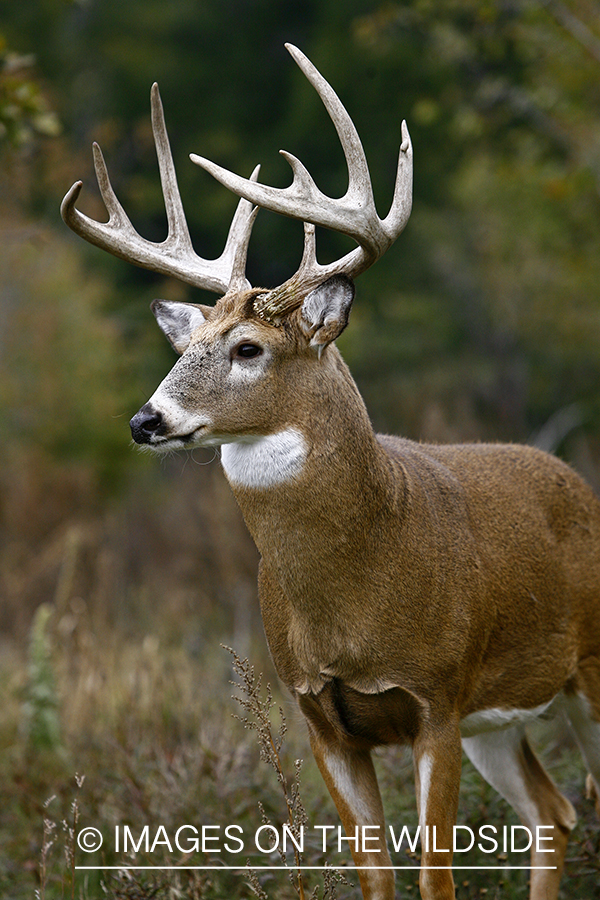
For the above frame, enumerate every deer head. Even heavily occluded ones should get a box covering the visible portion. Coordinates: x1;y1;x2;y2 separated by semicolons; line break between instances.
61;44;412;453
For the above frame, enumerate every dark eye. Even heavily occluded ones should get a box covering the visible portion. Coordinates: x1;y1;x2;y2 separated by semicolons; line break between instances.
235;342;262;359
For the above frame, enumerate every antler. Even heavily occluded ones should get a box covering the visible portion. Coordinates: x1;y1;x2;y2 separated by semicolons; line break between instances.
61;84;259;295
61;46;412;318
190;43;413;318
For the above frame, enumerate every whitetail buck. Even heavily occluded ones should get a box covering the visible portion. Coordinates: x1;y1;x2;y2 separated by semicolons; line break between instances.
62;44;600;900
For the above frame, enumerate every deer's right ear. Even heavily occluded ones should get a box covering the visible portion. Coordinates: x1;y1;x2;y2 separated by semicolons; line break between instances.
151;300;210;354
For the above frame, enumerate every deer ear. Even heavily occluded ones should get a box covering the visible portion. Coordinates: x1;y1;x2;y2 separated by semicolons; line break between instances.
151;300;210;354
299;275;355;354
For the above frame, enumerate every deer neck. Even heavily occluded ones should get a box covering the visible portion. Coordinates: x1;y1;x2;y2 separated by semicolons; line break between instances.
221;348;404;620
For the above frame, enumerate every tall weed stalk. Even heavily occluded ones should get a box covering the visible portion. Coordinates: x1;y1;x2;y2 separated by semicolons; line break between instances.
225;646;350;900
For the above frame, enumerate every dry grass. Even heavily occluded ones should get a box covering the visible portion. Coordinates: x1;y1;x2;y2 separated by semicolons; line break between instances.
1;582;599;900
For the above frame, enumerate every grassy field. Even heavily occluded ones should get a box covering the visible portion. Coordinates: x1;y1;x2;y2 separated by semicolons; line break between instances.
1;586;599;900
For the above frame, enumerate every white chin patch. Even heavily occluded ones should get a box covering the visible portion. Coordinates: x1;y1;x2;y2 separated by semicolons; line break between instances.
221;429;307;489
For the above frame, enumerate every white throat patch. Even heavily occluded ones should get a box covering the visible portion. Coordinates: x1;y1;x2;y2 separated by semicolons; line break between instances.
221;429;307;489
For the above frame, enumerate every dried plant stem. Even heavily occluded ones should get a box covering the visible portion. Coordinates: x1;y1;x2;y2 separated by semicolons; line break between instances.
63;773;84;899
38;797;57;900
224;646;308;900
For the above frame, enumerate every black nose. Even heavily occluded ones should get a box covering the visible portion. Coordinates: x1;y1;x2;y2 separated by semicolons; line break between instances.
130;403;165;444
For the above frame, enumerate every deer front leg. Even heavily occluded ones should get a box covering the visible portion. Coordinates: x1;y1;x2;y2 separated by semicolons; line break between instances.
308;730;395;900
413;721;462;900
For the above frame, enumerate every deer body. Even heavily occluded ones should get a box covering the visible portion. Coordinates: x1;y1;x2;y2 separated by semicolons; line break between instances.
135;289;600;900
218;333;598;712
62;45;600;900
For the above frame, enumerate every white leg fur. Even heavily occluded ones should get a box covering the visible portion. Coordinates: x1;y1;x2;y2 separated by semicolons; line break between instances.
462;726;540;826
417;751;433;827
322;748;376;824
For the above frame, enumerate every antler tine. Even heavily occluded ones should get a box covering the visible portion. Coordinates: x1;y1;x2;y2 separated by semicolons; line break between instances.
150;82;195;253
385;119;413;237
253;223;363;321
61;85;260;295
228;196;260;292
190;43;413;306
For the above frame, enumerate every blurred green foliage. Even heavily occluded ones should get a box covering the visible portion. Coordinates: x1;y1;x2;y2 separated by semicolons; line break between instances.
0;35;60;148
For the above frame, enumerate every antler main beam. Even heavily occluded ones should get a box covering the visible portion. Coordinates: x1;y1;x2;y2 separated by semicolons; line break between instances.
190;43;413;316
61;84;259;295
